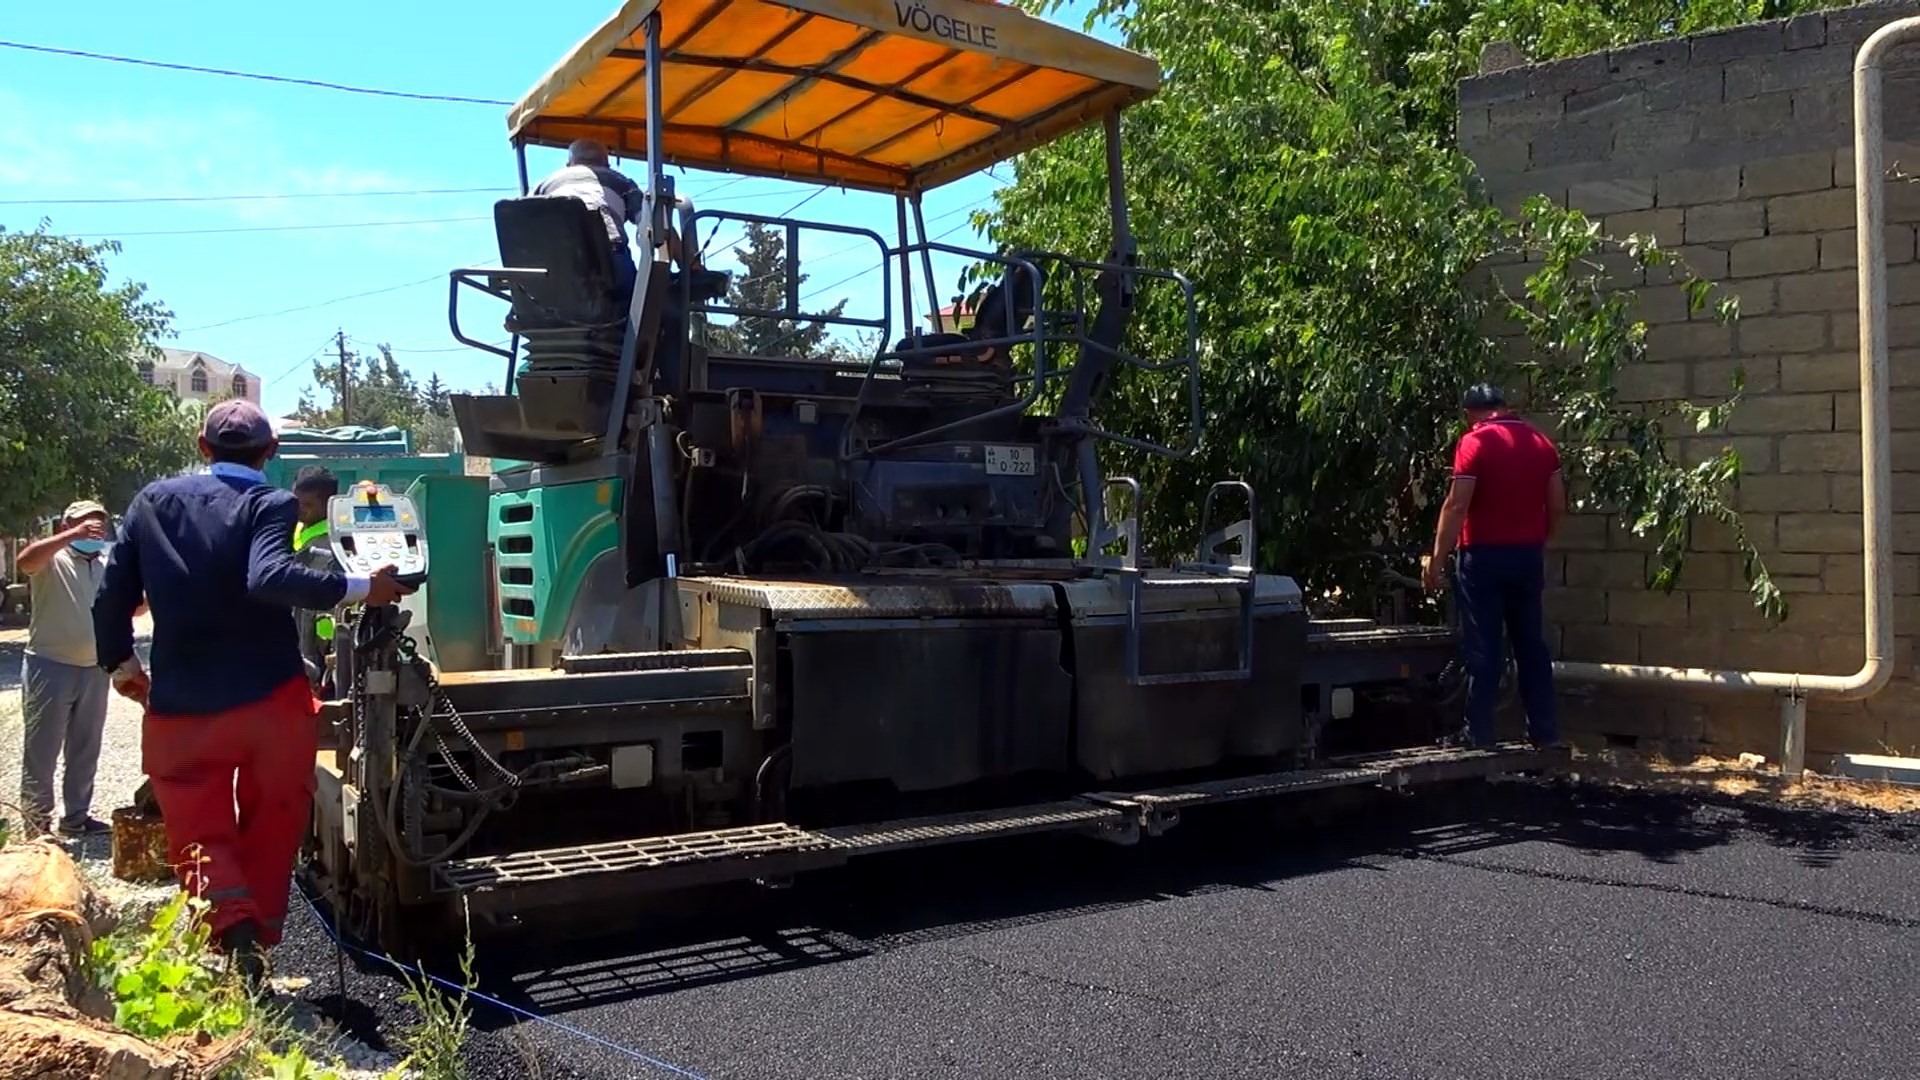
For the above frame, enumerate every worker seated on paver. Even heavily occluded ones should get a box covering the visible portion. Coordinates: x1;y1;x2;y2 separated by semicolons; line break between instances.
533;137;692;306
290;465;342;696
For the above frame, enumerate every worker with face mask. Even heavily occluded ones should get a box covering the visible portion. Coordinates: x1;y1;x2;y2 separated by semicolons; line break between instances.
15;500;117;839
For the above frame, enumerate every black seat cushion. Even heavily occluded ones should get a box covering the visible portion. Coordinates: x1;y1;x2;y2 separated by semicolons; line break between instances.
494;197;622;332
967;259;1043;343
891;330;973;361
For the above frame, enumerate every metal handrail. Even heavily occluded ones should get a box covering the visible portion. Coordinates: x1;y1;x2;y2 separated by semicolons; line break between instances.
672;209;1205;463
684;209;894;342
447;268;539;362
842;243;1051;459
1015;251;1204;460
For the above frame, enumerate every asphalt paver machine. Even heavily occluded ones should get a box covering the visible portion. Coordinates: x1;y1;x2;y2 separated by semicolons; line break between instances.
305;0;1560;955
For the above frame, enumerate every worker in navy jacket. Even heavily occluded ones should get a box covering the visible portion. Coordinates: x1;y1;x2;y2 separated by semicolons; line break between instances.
92;400;411;989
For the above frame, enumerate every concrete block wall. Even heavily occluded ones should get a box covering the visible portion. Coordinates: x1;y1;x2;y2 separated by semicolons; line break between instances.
1458;2;1920;762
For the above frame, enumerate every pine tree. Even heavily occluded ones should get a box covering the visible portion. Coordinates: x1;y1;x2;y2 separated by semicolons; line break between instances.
421;372;450;417
709;223;850;359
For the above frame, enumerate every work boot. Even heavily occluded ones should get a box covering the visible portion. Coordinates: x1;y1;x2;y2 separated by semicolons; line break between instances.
218;920;269;996
56;816;112;839
1439;729;1495;752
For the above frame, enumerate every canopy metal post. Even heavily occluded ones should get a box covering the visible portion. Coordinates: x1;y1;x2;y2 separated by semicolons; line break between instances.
896;195;913;346
508;139;529;393
911;192;941;334
1078;109;1139;559
1103;110;1133;258
645;12;671;249
603;11;670;462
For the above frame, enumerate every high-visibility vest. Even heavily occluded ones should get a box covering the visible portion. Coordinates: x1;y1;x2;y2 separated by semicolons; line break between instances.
293;520;337;642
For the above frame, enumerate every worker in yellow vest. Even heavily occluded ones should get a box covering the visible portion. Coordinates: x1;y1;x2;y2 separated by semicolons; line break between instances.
291;467;342;695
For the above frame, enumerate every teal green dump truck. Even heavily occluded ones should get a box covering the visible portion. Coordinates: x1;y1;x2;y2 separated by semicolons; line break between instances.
265;425;468;493
265;426;498;670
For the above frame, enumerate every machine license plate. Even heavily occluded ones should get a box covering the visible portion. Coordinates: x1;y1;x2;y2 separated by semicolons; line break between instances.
984;445;1036;476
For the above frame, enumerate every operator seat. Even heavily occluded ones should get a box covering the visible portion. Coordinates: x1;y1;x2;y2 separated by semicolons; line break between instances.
447;197;631;461
453;198;740;460
891;260;1043;407
493;196;629;379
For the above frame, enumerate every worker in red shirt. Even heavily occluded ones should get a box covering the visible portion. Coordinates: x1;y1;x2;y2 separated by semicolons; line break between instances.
1423;384;1567;749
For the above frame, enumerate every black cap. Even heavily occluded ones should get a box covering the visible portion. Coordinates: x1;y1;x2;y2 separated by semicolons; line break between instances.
202;399;275;450
293;465;340;497
1462;383;1506;410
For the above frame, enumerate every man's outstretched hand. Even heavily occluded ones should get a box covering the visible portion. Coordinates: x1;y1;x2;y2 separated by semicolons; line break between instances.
110;660;150;707
364;565;419;607
1421;556;1448;593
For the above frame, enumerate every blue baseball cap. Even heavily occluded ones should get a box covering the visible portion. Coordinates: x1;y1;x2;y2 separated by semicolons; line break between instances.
203;399;275;450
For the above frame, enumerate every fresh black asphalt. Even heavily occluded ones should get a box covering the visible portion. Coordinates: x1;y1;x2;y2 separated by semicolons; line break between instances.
276;779;1920;1079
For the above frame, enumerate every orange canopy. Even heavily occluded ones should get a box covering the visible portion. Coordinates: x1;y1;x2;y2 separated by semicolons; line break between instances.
507;0;1161;193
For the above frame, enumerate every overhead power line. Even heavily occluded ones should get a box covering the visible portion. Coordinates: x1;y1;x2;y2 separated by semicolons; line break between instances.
176;272;453;333
262;334;343;389
0;40;511;105
163;182;983;332
1;178;760;208
0;187;514;206
374;339;511;355
74;215;489;239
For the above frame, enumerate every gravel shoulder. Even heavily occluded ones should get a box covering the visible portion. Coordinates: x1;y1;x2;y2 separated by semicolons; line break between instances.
0;623;403;1078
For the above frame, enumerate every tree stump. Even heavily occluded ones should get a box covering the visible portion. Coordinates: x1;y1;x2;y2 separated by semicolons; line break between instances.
0;841;241;1079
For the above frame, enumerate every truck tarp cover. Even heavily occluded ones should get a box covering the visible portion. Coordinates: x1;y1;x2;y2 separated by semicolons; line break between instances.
277;426;409;445
508;0;1162;192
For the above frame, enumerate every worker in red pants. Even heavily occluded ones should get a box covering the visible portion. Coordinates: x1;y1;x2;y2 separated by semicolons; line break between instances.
91;400;411;989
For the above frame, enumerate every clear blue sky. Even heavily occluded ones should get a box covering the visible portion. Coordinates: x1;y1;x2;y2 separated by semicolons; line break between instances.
0;0;1113;416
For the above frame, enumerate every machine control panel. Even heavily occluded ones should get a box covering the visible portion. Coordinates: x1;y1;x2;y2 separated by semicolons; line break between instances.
327;481;428;587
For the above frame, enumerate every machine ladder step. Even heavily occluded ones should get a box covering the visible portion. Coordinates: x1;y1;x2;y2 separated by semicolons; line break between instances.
1093;744;1561;815
1096;477;1260;687
820;800;1131;855
434;822;846;895
428;745;1565;911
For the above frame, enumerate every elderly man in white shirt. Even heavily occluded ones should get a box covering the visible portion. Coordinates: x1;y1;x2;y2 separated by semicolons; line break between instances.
533;138;691;301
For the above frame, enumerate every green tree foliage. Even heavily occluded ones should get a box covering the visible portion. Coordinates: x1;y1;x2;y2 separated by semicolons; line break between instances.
985;0;1814;618
293;342;460;451
709;222;852;359
0;226;198;533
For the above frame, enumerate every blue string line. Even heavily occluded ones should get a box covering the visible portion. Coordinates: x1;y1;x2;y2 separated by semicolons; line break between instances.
295;888;712;1080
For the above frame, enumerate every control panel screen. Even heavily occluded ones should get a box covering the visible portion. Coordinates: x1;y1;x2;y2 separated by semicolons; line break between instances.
353;504;398;524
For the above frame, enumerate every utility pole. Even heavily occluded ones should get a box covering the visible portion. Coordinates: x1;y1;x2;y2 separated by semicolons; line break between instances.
335;330;351;426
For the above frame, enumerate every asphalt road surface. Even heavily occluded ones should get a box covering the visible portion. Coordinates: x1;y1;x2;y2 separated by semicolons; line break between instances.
274;778;1920;1080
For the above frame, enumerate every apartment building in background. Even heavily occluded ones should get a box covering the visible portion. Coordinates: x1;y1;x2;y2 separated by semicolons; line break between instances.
138;348;262;406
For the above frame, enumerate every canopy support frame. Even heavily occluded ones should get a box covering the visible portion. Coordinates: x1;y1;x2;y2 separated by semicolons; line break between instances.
911;191;940;335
